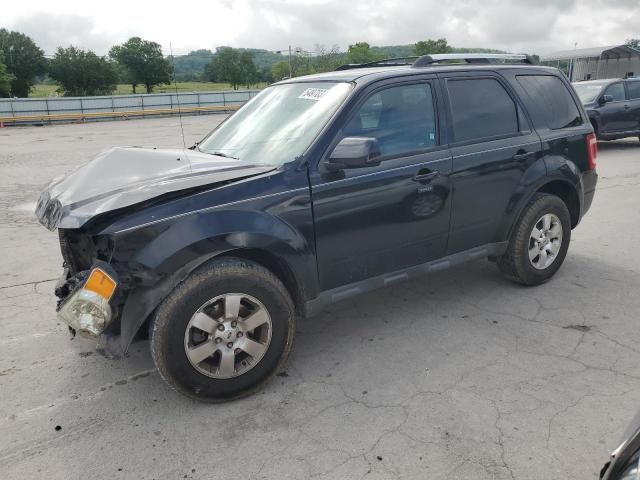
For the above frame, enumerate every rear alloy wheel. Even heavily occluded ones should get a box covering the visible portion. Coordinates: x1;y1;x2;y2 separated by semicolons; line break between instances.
498;193;571;285
151;258;295;402
527;213;563;270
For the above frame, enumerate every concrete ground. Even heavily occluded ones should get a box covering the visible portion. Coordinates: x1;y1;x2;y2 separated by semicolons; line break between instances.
1;115;640;480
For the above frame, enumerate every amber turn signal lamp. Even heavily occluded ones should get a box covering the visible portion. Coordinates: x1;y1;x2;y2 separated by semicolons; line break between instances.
83;268;116;300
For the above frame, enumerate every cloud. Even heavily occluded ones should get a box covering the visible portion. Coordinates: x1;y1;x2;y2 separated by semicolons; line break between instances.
9;13;128;56
3;0;639;56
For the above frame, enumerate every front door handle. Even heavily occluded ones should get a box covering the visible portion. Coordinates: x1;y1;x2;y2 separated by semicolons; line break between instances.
513;151;535;162
624;104;631;109
413;170;440;182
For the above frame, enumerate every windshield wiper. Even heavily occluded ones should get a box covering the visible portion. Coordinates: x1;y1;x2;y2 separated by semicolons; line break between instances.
209;151;239;160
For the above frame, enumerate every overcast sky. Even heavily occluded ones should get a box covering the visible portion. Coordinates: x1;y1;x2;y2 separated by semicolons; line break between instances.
3;0;639;57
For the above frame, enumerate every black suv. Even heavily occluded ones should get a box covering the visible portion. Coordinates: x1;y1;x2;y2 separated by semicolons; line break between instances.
36;53;598;401
573;77;640;141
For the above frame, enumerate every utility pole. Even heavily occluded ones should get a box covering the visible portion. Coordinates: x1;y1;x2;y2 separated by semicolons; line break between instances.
288;45;292;78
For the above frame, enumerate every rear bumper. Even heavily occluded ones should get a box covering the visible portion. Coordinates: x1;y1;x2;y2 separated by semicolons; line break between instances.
582;169;598;218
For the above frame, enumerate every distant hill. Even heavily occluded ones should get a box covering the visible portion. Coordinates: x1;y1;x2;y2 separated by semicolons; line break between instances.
170;44;508;80
372;45;506;59
171;48;286;80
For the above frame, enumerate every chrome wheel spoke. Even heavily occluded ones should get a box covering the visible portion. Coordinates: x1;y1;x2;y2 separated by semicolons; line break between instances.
547;240;561;255
528;246;540;262
542;214;552;231
537;249;548;267
224;294;242;320
242;308;270;332
549;223;562;240
187;340;216;364
238;337;267;358
218;348;236;377
190;312;217;334
530;226;543;241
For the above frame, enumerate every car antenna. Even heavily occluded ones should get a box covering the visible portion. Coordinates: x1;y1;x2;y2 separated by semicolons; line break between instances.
169;42;187;149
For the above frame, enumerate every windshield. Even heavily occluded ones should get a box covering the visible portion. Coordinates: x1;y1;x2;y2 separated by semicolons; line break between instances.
572;81;607;104
198;82;352;165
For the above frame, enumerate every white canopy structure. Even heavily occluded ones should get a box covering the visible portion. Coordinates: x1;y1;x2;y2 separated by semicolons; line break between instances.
540;45;640;81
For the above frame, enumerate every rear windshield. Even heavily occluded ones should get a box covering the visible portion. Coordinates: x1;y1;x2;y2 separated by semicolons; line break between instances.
516;75;583;130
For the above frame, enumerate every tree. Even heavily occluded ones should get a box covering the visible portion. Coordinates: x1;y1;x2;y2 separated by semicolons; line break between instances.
627;39;640;50
204;47;259;89
312;44;342;73
259;65;273;83
239;50;259;88
0;29;46;97
346;42;384;64
110;37;172;93
271;60;290;81
204;47;241;88
49;46;118;96
414;38;452;56
0;52;13;97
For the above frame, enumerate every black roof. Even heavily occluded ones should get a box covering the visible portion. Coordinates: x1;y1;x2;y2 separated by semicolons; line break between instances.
277;64;560;87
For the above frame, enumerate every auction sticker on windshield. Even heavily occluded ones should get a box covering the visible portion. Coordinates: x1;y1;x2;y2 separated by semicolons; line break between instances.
298;88;328;100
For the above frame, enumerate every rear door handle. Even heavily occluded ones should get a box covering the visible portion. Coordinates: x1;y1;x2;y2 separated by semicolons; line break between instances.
624;104;631;109
413;170;440;182
513;151;535;162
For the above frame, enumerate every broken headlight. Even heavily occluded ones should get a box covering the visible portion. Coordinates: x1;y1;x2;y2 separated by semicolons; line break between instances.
57;267;117;338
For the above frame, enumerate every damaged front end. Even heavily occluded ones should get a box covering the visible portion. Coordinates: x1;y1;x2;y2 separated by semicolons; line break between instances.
35;146;276;356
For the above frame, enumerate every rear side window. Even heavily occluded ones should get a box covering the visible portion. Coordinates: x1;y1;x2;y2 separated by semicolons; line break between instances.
627;81;640;100
516;75;583;130
447;78;518;142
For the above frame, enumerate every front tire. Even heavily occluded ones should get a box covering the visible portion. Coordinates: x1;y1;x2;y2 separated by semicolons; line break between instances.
498;193;571;285
150;257;295;402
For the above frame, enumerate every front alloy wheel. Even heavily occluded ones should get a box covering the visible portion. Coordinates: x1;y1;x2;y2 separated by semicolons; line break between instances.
184;293;272;379
151;258;295;402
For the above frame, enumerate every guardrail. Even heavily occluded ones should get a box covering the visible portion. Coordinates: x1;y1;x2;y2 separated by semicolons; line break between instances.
0;89;259;126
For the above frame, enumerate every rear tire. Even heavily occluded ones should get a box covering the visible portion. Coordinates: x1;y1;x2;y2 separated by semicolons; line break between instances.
497;193;571;286
150;257;295;402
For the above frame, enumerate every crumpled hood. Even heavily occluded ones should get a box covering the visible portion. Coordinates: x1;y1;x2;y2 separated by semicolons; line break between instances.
35;147;275;230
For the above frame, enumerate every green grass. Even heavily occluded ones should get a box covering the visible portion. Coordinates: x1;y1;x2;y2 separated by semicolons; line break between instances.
29;81;267;98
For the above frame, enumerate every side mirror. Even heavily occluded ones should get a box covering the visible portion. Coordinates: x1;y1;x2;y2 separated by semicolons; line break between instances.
599;94;613;104
325;137;381;171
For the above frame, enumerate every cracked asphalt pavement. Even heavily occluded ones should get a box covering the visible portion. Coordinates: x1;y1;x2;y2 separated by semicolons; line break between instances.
2;116;640;479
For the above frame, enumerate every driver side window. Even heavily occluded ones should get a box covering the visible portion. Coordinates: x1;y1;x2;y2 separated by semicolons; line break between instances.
604;83;626;102
342;82;438;158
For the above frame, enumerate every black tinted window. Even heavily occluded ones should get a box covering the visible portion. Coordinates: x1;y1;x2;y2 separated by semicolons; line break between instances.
605;82;626;101
447;78;518;142
628;81;640;100
516;75;583;129
344;83;437;157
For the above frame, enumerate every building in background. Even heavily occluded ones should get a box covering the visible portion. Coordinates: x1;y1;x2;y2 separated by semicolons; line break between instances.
541;45;640;82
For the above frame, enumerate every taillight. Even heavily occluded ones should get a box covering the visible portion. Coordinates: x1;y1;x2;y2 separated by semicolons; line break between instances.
586;132;597;170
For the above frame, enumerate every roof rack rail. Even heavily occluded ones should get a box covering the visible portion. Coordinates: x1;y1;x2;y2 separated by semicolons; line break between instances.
334;56;419;71
412;53;537;67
